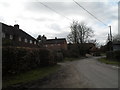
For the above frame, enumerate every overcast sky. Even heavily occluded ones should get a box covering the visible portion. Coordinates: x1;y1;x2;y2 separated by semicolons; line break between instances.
0;0;119;45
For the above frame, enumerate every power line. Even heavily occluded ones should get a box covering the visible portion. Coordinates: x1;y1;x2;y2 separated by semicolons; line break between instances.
73;0;108;26
40;2;72;22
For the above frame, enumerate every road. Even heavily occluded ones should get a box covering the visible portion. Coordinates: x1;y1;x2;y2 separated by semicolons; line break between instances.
14;56;119;88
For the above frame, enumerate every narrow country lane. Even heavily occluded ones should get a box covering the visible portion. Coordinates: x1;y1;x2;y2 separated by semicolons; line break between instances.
13;56;119;88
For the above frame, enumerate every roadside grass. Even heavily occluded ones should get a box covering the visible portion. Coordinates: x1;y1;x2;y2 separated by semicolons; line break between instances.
98;58;120;66
100;53;106;56
3;65;60;88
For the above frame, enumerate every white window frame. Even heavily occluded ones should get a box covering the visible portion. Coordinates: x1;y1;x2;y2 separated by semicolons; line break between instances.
51;44;53;46
10;35;13;40
46;45;48;47
38;40;41;42
2;32;5;38
19;37;21;41
30;40;32;44
34;41;36;44
25;38;28;43
58;44;60;46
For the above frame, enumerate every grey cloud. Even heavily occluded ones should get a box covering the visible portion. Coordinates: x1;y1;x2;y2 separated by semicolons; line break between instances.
24;2;117;22
51;31;69;39
0;16;5;22
49;23;62;31
1;1;117;45
31;17;56;22
18;15;56;22
0;2;10;7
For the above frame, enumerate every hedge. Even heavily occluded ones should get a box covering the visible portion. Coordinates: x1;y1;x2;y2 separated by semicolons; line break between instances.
2;47;57;76
106;50;120;61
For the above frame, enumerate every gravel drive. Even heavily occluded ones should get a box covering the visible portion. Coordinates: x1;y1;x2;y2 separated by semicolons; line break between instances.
7;56;119;88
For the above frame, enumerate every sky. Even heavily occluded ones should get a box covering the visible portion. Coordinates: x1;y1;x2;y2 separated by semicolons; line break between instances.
0;0;119;45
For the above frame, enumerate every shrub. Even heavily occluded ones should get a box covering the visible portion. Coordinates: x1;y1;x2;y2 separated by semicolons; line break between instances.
67;44;80;58
106;50;120;61
93;52;101;56
2;47;27;75
56;52;63;62
2;47;57;76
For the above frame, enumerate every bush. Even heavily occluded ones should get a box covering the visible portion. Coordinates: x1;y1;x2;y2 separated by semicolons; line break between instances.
2;47;57;76
67;44;80;58
55;52;63;62
106;50;120;61
93;52;101;56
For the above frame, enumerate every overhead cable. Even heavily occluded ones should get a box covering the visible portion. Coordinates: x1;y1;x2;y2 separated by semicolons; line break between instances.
73;0;108;26
40;2;72;22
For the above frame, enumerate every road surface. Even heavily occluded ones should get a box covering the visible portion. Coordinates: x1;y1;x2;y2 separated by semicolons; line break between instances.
13;56;119;88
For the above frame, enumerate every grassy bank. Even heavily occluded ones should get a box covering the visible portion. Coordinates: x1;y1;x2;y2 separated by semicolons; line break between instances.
3;65;60;88
98;58;120;66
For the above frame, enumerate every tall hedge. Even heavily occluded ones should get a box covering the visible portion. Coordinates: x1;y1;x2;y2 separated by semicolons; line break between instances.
106;50;120;61
2;47;57;76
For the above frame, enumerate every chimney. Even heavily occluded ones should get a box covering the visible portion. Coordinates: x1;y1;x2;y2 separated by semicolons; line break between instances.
55;37;57;39
14;24;19;29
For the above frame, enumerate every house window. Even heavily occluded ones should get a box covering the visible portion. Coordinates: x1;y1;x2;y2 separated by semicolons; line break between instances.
2;32;5;38
34;41;36;44
25;38;28;43
51;44;53;46
46;45;48;47
30;40;32;44
10;35;13;40
19;37;21;41
58;44;60;46
38;40;41;42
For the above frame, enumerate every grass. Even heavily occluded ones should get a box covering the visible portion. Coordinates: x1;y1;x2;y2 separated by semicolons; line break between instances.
98;58;120;66
3;65;60;88
100;53;106;56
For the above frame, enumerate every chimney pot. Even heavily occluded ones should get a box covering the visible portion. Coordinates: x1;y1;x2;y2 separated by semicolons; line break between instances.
14;24;19;29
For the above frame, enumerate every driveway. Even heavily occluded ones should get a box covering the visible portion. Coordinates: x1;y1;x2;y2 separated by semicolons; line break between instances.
12;56;119;88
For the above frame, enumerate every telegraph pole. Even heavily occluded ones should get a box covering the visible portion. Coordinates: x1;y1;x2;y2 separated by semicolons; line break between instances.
108;25;113;51
109;26;112;41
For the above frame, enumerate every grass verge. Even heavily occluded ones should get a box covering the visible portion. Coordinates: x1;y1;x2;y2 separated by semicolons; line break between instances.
3;65;60;88
98;58;120;66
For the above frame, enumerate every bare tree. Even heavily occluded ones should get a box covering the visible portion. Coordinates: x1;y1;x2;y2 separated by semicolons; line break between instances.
67;20;94;44
67;21;78;44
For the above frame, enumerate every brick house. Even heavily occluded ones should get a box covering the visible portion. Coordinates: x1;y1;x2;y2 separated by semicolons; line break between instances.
1;22;38;48
43;37;67;51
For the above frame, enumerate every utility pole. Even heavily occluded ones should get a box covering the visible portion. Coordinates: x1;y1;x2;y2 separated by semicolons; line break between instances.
108;26;113;51
109;26;112;41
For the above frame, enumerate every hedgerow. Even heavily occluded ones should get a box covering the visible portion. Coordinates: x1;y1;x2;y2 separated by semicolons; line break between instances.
2;47;57;76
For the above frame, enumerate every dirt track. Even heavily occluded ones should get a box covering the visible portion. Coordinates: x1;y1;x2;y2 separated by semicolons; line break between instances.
9;56;118;88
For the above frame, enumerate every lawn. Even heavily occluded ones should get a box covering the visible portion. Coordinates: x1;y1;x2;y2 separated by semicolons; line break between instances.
3;65;60;88
98;58;120;66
